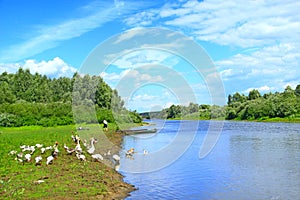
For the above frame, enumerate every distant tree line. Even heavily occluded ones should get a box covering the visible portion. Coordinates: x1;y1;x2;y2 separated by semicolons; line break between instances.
144;85;300;121
0;68;141;127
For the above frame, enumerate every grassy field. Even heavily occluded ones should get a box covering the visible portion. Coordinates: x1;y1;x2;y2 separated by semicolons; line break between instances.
0;124;135;199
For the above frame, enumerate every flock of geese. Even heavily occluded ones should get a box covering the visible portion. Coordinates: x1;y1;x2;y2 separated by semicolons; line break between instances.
8;133;121;167
8;133;149;170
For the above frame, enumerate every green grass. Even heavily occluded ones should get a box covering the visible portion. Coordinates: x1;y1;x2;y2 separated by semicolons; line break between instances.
0;124;131;199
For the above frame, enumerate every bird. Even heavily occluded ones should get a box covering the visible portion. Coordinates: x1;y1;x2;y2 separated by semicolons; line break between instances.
63;144;75;155
91;154;103;162
143;149;149;155
35;144;43;148
46;155;54;165
41;147;46;154
8;150;17;155
35;155;42;166
87;138;97;155
75;139;83;154
76;152;86;161
15;157;24;164
112;154;120;163
52;142;59;158
24;154;31;162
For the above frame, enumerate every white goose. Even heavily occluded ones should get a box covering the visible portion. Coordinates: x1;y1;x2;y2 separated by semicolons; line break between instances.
24;154;31;162
46;155;54;165
112;154;120;163
91;154;103;162
75;139;82;154
87;138;97;155
35;155;42;165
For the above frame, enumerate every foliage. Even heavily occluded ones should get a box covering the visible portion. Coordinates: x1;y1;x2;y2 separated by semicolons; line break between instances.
0;69;141;127
225;86;300;120
149;85;299;122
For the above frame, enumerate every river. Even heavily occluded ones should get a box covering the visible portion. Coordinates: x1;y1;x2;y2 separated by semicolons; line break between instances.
119;120;300;200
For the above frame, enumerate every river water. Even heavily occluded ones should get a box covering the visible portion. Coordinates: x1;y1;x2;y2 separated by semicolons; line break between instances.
119;120;300;200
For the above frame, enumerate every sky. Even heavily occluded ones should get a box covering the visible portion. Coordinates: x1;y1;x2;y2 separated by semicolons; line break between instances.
0;0;299;112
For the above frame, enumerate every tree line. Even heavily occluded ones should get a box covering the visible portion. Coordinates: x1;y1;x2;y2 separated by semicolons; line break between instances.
0;68;141;127
145;85;300;121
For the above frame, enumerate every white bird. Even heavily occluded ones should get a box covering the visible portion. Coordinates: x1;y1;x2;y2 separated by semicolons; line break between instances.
20;145;26;149
104;150;111;157
35;144;43;148
115;164;120;171
52;142;59;158
76;153;86;161
91;154;103;162
63;144;75;155
143;149;149;155
112;154;120;162
35;155;42;165
8;150;17;155
15;157;24;164
45;146;53;151
17;152;23;158
75;139;82;154
46;155;54;165
24;154;31;162
34;180;45;184
87;138;97;155
41;148;46;154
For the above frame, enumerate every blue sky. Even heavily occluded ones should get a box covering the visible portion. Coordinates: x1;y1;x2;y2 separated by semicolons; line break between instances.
1;0;299;112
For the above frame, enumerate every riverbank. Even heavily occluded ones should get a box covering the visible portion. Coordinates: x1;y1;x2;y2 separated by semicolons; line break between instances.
0;124;137;199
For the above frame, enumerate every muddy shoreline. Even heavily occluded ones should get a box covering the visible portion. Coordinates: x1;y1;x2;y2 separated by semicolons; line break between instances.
103;130;136;200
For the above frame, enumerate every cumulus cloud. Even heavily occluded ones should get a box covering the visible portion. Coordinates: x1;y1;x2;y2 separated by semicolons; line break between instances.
0;57;77;78
122;0;300;95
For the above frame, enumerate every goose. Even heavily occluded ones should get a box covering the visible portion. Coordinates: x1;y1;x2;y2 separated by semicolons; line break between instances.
52;142;59;158
87;138;97;155
76;152;86;161
24;154;31;162
46;155;54;165
91;154;103;162
45;146;53;151
35;144;43;148
104;150;111;157
112;154;120;163
8;150;17;155
115;164;120;171
17;152;23;158
15;157;24;164
126;148;135;156
63;144;75;155
75;139;83;154
83;139;87;148
143;149;149;155
34;180;45;184
35;155;42;165
41;148;46;154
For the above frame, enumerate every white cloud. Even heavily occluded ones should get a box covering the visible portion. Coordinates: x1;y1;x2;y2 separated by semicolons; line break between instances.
244;85;274;94
0;1;148;63
157;0;300;48
0;57;77;78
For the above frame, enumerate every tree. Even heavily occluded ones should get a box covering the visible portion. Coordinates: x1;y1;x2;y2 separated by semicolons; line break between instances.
248;89;261;100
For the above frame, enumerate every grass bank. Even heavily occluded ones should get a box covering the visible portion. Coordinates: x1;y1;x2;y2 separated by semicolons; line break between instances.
0;124;136;199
